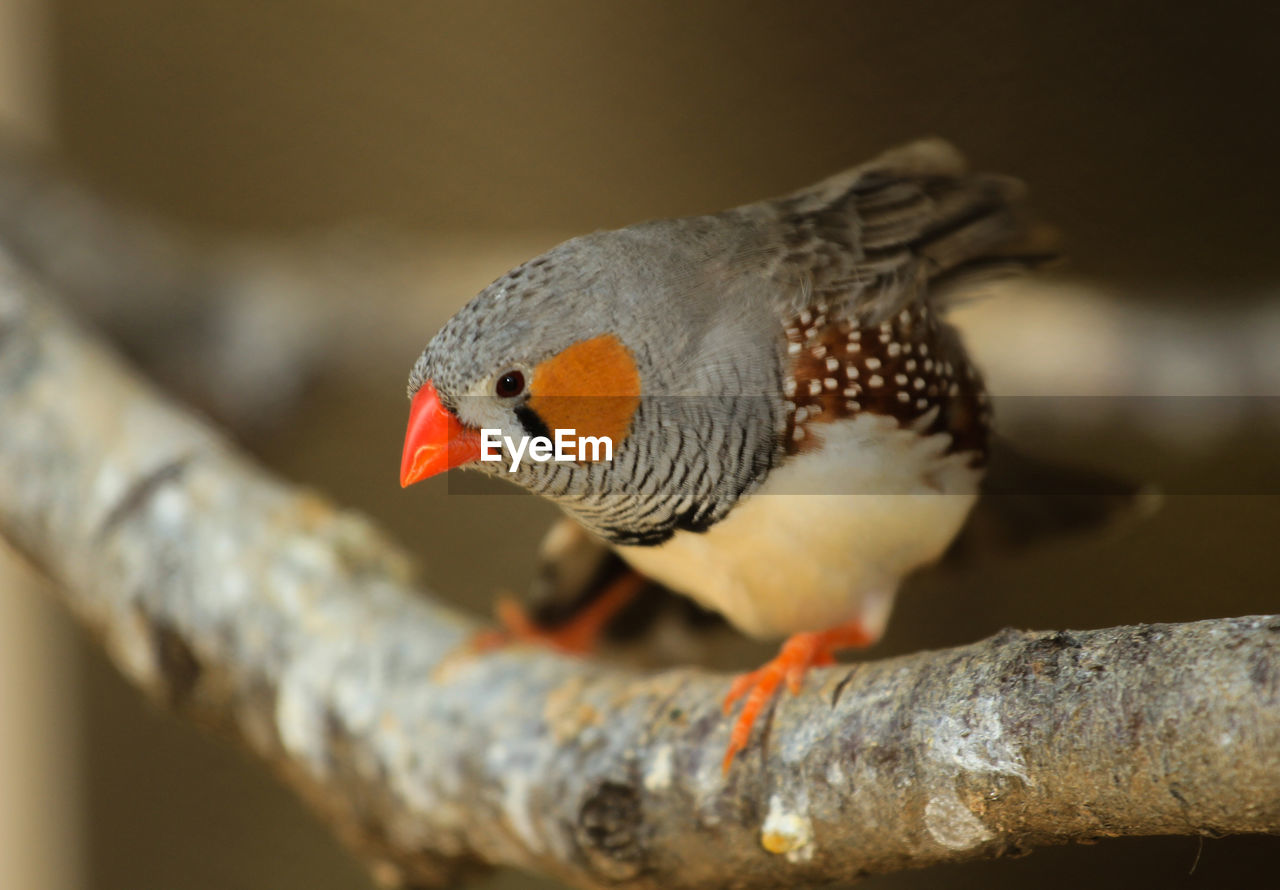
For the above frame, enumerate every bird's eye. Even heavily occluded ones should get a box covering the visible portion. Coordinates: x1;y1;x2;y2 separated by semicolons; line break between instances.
495;370;525;398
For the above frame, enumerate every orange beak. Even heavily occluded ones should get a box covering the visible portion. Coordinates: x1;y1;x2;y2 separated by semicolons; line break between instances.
400;382;482;487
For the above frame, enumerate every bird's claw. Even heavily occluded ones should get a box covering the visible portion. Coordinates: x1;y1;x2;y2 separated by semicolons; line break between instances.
720;622;872;772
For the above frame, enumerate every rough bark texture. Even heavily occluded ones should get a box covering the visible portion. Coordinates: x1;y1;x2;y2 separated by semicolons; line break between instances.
2;255;1280;889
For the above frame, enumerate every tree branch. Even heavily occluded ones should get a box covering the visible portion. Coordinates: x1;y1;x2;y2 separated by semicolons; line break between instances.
1;252;1279;889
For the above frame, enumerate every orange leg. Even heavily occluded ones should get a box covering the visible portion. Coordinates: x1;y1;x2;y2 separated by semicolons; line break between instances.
721;620;875;772
471;571;646;656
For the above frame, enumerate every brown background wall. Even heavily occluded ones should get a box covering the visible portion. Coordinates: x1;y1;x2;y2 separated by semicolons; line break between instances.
56;0;1277;288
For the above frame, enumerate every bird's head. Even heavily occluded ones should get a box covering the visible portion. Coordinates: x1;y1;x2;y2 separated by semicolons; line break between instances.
400;224;782;545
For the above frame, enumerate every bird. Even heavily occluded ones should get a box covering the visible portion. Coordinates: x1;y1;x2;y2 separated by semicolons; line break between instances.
400;138;1077;770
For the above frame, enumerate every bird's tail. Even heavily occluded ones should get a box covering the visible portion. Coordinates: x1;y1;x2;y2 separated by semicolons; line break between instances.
949;439;1162;560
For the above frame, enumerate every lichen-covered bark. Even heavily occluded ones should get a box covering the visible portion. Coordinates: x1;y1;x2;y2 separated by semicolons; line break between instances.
2;256;1279;890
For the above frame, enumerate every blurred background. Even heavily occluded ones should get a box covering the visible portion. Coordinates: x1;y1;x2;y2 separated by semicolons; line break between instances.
1;1;1277;888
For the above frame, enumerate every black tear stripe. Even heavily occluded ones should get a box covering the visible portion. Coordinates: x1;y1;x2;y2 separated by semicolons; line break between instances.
515;404;553;441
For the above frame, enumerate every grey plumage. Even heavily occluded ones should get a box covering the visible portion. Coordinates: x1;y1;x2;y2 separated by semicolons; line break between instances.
407;138;1044;545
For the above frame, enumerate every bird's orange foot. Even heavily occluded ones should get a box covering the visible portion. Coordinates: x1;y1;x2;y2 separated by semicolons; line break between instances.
721;620;875;772
470;572;645;656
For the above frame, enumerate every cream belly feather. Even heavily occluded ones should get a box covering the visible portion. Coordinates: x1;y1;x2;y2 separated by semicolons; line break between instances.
616;413;983;640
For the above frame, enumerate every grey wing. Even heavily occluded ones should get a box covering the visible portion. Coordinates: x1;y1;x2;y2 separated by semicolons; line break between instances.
745;138;1056;324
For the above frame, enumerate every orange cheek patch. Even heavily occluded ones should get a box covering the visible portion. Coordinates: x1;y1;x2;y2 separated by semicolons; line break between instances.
529;334;641;458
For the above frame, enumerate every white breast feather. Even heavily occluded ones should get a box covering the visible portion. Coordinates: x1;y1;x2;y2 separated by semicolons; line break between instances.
616;414;982;640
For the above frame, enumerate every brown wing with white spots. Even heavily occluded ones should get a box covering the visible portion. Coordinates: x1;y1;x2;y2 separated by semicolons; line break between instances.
782;300;990;459
759;140;1049;460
